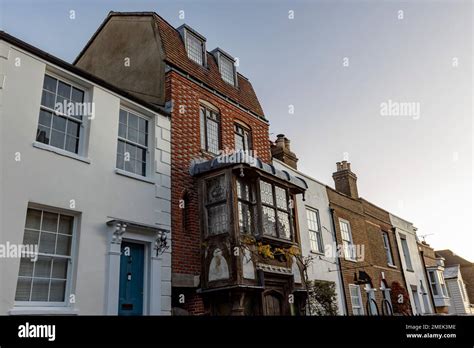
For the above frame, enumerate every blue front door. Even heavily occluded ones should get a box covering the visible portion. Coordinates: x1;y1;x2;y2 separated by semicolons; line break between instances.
118;242;144;316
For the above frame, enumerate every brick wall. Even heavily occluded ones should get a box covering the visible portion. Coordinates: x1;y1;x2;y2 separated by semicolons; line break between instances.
327;188;409;315
168;70;270;314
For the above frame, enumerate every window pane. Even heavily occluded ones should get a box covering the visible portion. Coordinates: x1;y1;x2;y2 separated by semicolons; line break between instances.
206;175;226;203
118;123;127;138
238;202;252;234
39;110;53;127
277;211;291;239
36;126;50;144
138;131;147;147
52;115;67;132
220;56;235;85
260;181;274;205
125;143;137;160
49;280;66;302
235;134;244;151
66;120;80;136
23;230;39;246
262;206;276;237
128;127;138;143
57;81;71;98
206;119;219;154
116;154;124;170
39;232;56;254
43;75;57;92
15;277;32;301
275;186;287;210
208;204;227;235
138;117;147;133
119;109;127;124
34;258;52;278
125;158;135;173
41;90;56;109
52;259;68;279
236;180;250;201
42;212;58;232
71;87;84;103
58;215;73;235
50;130;66;149
31;278;49;301
18;258;34;277
65;136;79;153
25;209;42;230
200;107;206;150
128;113;139;130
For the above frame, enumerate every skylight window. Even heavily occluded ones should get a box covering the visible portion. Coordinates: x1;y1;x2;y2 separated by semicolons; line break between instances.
219;56;235;85
186;32;205;66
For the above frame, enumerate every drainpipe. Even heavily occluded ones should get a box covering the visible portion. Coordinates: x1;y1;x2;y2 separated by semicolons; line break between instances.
330;207;349;315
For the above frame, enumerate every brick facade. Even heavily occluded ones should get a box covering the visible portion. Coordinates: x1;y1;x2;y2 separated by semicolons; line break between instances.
326;169;410;315
168;70;270;314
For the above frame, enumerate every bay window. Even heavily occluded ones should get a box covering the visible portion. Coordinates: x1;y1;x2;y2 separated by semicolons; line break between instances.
260;181;292;240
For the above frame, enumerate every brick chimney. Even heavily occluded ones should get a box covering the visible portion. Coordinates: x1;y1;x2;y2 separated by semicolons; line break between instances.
271;134;298;169
332;161;358;198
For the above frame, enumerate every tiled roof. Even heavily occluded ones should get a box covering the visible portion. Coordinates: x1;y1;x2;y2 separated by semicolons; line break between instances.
152;13;265;118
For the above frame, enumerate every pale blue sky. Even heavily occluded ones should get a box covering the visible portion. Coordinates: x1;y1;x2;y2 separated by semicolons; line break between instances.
1;0;472;259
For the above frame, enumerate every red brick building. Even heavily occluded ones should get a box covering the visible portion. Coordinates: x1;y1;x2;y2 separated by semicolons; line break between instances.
75;12;307;315
326;161;410;315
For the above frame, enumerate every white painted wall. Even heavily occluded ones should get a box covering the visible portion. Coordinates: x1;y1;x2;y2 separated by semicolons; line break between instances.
390;214;434;314
273;159;346;315
446;272;471;315
0;40;172;315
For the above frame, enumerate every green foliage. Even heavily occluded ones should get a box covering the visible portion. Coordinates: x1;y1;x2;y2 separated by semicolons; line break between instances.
306;280;339;315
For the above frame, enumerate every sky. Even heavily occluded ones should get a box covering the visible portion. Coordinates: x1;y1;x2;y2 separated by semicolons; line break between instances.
1;0;473;260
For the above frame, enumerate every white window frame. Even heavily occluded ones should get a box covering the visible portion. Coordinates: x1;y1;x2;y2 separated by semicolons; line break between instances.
339;218;356;261
400;235;413;271
380;280;393;314
306;207;324;253
382;231;395;266
116;106;151;178
14;205;79;308
219;55;236;85
438;271;448;297
185;31;205;66
36;72;90;157
349;284;364;315
428;270;439;296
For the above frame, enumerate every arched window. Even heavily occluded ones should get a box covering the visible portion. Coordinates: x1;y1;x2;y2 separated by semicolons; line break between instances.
234;122;252;152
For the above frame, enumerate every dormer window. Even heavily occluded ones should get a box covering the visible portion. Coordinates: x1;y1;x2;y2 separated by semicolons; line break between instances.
212;48;237;86
220;56;235;85
179;25;207;66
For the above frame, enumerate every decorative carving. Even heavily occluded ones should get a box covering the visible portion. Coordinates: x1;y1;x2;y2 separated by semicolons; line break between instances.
112;222;127;244
242;249;255;280
291;256;302;284
209;248;229;281
154;230;169;256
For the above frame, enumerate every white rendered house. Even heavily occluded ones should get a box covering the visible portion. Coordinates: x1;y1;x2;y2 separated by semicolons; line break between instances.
444;265;473;315
0;32;172;315
273;158;346;315
390;214;434;314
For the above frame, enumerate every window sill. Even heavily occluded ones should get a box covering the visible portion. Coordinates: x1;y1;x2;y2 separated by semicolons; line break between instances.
115;169;155;184
406;268;415;272
387;264;398;269
344;258;358;263
9;306;79;315
33;142;91;164
310;250;326;256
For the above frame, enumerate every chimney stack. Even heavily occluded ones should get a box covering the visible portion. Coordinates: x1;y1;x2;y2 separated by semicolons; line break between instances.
271;134;298;169
332;160;358;198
